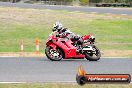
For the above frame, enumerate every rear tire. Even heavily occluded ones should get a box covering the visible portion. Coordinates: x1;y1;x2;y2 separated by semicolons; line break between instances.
45;46;63;61
85;45;101;61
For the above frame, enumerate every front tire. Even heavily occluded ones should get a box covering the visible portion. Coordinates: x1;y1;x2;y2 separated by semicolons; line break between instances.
85;45;101;61
45;46;63;61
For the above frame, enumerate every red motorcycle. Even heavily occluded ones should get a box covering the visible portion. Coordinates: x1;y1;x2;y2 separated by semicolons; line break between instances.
45;31;101;61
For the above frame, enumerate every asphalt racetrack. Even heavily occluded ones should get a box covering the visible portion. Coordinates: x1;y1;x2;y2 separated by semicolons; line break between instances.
0;2;132;15
0;57;131;83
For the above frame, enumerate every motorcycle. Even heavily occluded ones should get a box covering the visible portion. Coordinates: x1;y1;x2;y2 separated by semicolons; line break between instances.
45;31;101;61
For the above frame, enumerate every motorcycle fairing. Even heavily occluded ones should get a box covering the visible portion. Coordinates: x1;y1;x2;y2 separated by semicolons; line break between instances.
46;37;84;58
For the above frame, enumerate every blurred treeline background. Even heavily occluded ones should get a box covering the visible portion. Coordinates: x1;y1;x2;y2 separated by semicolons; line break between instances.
0;0;131;7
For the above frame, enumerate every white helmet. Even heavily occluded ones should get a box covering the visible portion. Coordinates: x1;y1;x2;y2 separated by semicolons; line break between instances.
53;22;63;31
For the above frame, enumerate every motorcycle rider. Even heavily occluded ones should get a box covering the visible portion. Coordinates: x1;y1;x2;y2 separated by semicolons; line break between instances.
53;22;77;38
52;22;72;38
52;22;83;52
52;22;81;40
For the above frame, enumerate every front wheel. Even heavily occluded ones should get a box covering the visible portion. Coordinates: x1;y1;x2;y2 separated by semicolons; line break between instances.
45;46;63;61
85;45;101;61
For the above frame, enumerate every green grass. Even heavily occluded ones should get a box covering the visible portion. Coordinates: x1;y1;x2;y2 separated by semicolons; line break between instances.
0;7;132;52
0;83;131;88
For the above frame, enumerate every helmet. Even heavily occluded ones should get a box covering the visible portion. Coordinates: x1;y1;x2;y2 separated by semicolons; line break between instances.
53;22;63;32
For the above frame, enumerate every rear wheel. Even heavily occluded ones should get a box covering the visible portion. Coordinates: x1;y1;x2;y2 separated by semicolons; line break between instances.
45;46;63;61
85;45;101;61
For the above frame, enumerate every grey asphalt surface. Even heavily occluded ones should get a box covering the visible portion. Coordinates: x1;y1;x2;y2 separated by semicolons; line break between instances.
0;2;132;15
0;57;131;82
